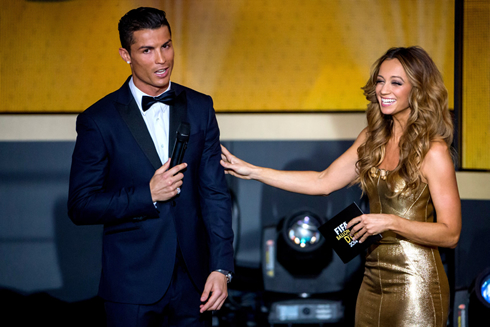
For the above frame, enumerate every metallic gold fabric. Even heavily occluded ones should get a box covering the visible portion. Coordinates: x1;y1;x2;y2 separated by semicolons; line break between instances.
355;168;449;327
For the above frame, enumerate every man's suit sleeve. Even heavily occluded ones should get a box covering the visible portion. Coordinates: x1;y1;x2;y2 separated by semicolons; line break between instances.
198;96;234;273
68;111;159;225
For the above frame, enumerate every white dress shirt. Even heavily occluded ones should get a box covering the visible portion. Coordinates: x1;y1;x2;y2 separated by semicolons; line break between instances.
129;77;172;165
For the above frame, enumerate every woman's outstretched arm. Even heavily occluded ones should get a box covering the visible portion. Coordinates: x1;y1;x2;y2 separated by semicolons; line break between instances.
220;129;368;196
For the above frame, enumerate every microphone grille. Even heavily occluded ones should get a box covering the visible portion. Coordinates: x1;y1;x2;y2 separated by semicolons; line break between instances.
178;122;190;137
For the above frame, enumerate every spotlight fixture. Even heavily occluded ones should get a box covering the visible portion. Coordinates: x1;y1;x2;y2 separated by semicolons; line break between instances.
262;209;336;294
262;209;346;325
275;210;330;278
476;268;490;307
468;267;490;325
284;212;324;251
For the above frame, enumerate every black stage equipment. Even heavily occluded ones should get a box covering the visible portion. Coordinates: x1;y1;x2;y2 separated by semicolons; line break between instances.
262;209;344;325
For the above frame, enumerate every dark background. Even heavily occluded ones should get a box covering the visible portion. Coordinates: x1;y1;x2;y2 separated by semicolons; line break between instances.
1;140;488;326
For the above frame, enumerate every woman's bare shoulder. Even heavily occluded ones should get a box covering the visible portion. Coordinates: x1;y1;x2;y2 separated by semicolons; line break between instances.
421;140;454;180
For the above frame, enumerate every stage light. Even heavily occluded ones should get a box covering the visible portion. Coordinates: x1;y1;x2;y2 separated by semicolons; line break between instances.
285;213;323;251
468;267;490;325
482;277;490;303
475;268;490;308
273;210;330;279
258;201;367;326
262;209;343;290
261;209;344;325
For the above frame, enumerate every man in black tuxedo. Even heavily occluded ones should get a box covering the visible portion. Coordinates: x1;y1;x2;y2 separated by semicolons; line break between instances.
68;7;234;326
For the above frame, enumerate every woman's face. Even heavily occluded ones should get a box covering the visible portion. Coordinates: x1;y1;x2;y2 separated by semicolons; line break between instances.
375;58;412;119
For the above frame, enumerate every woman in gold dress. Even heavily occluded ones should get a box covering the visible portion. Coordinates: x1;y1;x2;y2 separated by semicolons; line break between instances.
220;46;461;326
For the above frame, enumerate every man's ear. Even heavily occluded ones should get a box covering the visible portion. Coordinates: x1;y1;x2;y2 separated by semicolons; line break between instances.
119;48;131;64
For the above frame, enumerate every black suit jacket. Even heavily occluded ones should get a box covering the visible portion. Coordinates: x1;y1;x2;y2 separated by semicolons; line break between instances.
68;78;234;304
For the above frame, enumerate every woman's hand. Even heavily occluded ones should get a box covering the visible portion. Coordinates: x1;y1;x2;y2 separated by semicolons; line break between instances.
220;145;257;180
347;213;394;243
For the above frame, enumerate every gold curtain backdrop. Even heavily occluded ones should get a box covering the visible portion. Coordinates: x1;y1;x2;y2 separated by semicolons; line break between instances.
0;0;454;112
462;0;490;170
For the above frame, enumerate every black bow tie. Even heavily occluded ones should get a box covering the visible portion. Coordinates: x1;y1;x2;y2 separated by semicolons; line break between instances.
141;90;176;112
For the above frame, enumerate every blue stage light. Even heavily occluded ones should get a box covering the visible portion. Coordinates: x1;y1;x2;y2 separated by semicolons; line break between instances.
468;267;490;325
480;272;490;307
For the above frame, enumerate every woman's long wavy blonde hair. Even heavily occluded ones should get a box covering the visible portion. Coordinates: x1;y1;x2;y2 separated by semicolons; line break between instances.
355;46;454;195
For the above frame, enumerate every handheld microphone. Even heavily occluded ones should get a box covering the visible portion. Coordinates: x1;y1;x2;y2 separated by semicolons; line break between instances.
169;122;190;169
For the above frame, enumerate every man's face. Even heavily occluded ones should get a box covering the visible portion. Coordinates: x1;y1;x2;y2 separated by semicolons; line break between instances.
119;26;174;96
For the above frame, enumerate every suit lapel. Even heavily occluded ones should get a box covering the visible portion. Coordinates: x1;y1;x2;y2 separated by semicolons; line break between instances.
116;93;162;171
168;86;187;155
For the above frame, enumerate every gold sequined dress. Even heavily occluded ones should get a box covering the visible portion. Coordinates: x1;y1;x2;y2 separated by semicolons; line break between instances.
355;167;449;327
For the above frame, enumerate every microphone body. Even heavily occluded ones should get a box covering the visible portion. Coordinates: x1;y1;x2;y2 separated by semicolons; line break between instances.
169;122;190;169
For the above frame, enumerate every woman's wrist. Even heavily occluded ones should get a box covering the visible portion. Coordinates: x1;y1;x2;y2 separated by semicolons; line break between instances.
249;165;262;181
389;214;401;233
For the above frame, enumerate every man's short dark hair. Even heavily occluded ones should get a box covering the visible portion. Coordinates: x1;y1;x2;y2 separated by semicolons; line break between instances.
118;7;171;53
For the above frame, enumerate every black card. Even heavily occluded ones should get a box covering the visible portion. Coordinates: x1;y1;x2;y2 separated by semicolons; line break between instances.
318;202;382;263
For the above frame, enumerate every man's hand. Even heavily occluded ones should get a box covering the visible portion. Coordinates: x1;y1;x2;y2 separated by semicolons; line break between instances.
149;159;187;202
199;271;228;313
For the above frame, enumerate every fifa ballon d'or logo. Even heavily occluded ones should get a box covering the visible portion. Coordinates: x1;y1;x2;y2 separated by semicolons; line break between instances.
334;221;358;248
